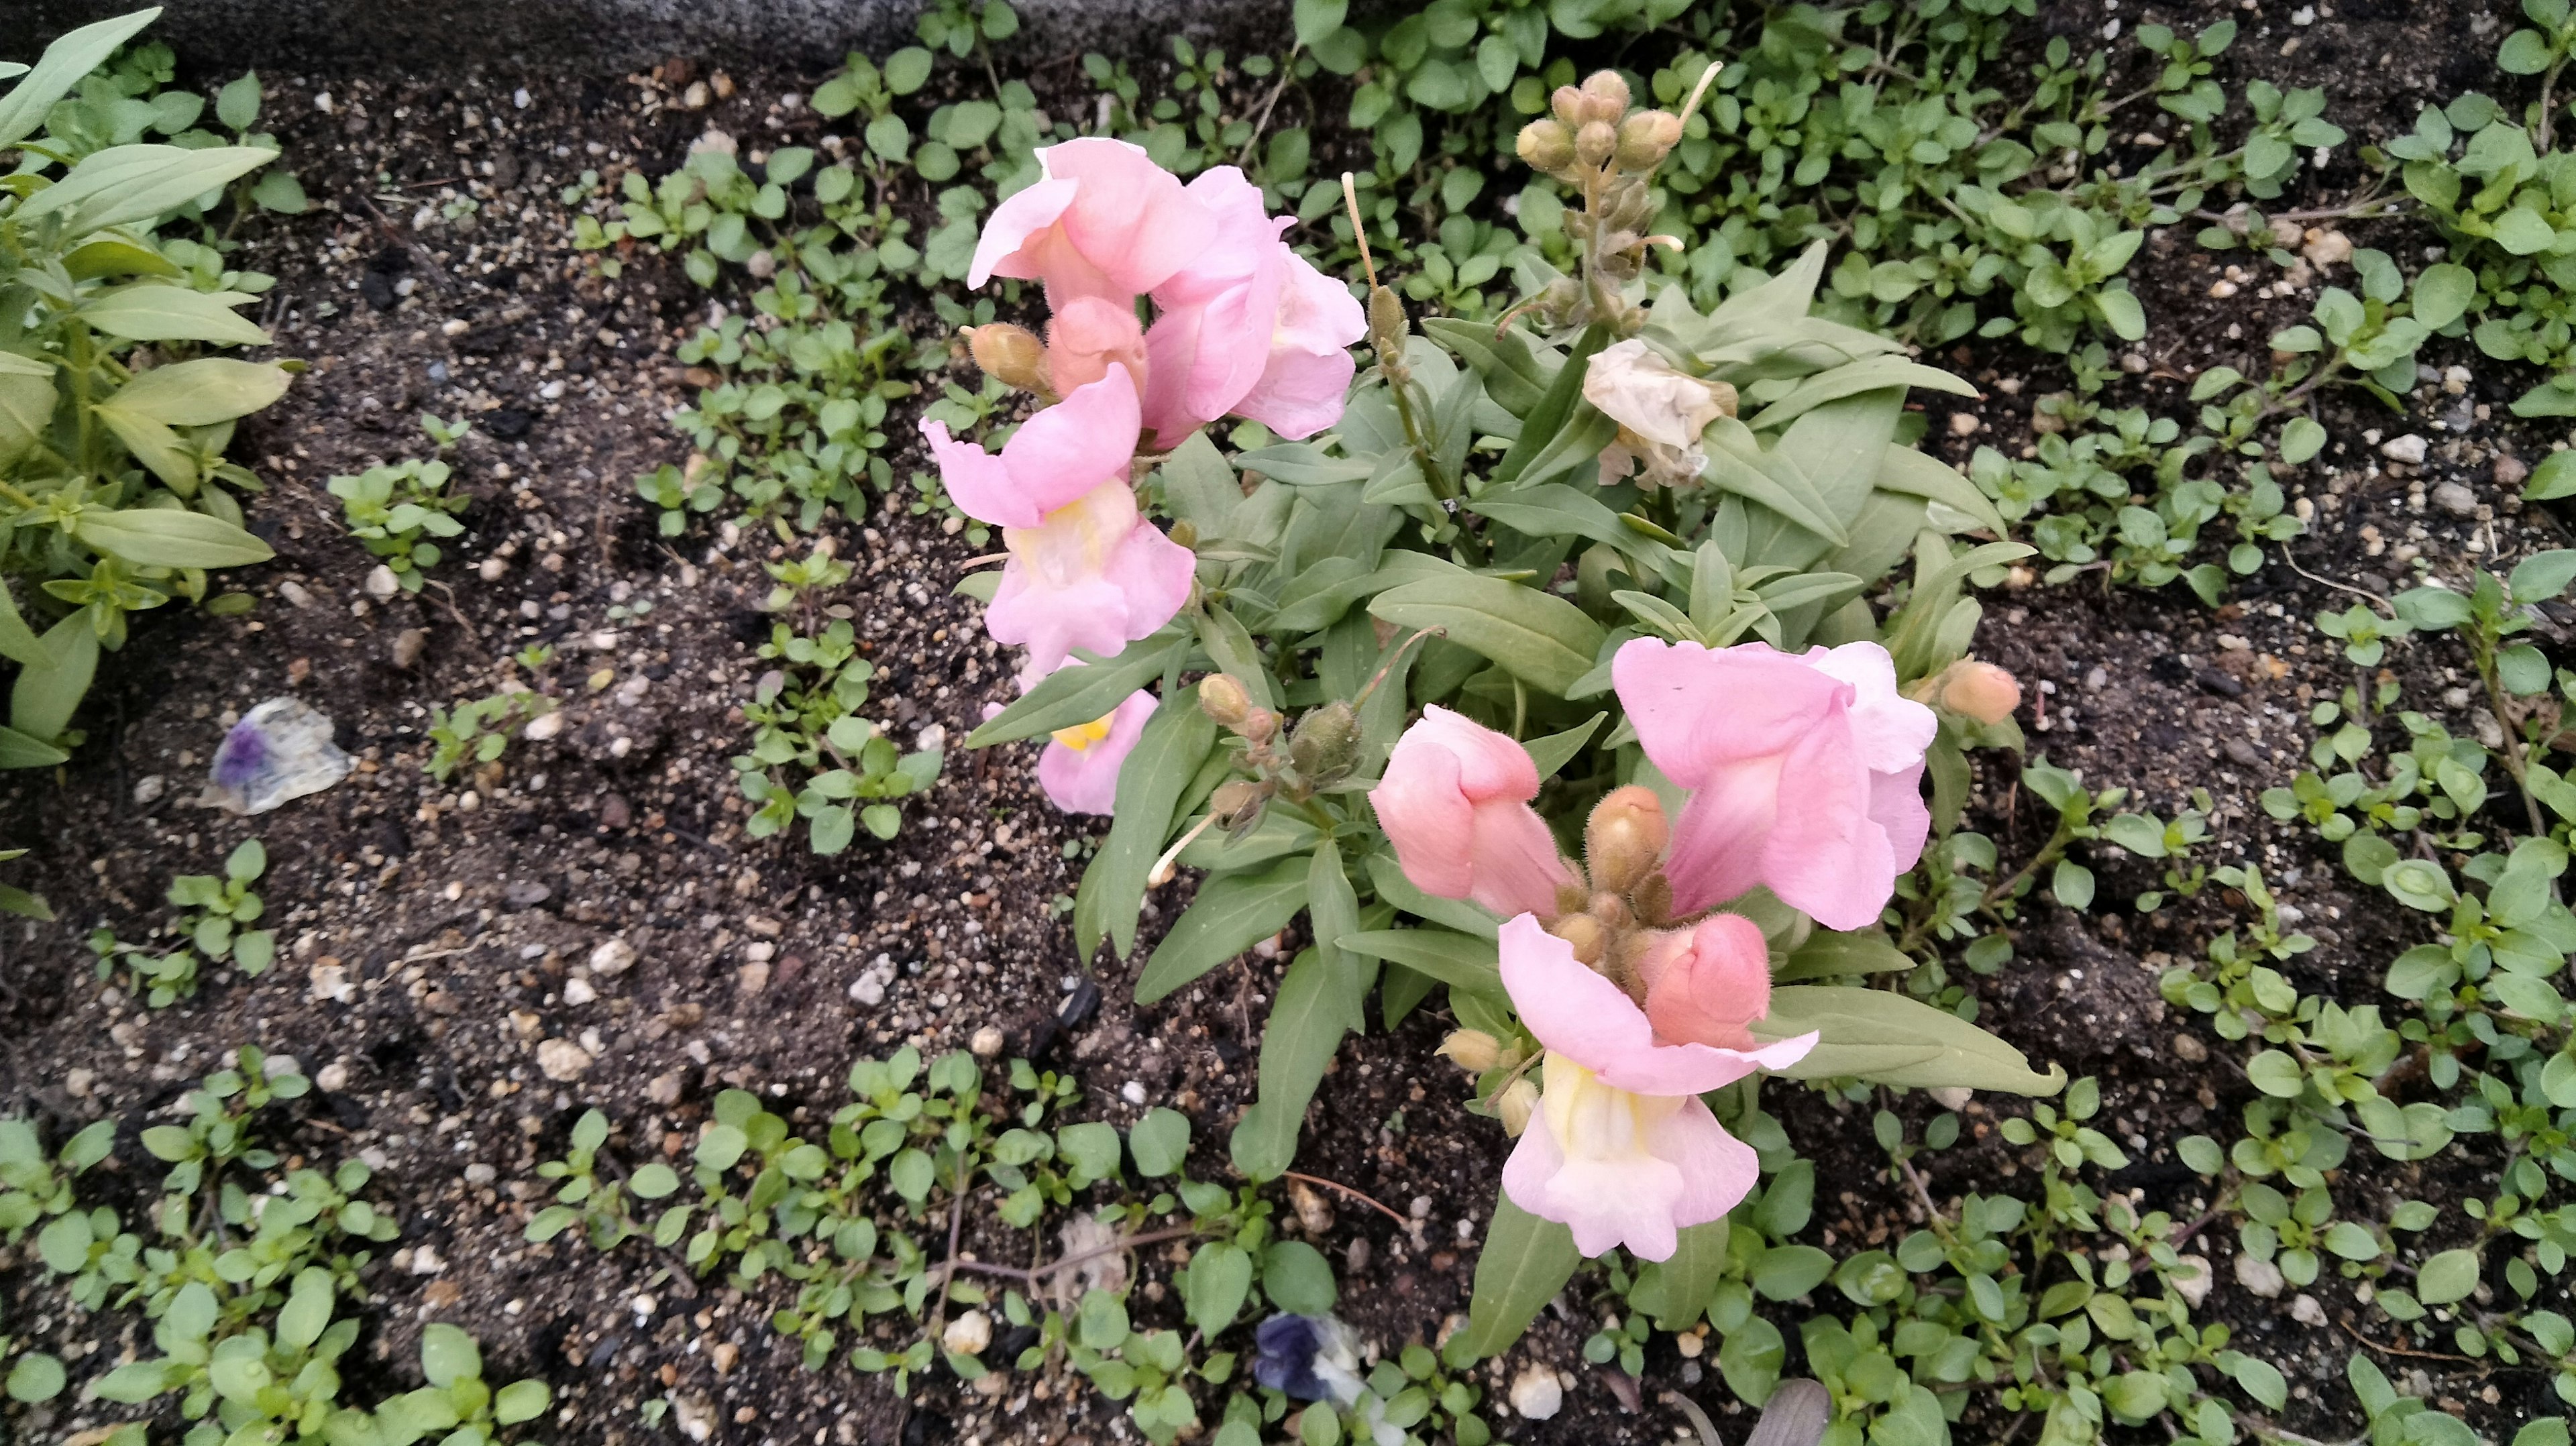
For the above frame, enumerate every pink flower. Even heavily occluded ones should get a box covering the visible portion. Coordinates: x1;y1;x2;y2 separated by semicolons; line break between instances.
1046;295;1149;401
1139;168;1362;447
1633;914;1772;1052
986;478;1195;683
969;138;1217;307
1613;638;1935;932
1036;689;1157;815
920;368;1140;530
1369;708;1572;919
1497;915;1813;1261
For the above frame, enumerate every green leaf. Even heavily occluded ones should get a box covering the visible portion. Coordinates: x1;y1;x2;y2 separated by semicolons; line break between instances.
103;357;294;425
2416;1248;2481;1304
1336;928;1506;999
1230;944;1370;1182
1263;1241;1338;1315
2279;416;2327;465
0;578;48;670
967;633;1185;746
1753;986;2067;1094
1521;714;1605;779
0;724;69;769
494;1380;551;1425
1774;928;1916;983
11;615;99;744
1128;1107;1192;1177
0;9;162;151
421;1323;481;1387
277;1267;333;1351
19;144;278;235
5;1353;65;1403
1291;0;1348;47
1445;1192;1580;1365
2491;207;2557;255
1362;851;1497;938
74;508;276;569
1370;575;1605;697
1183;1241;1254;1337
2245;1050;2304;1098
1628;1221;1731;1329
1084;696;1217;960
80;285;271;345
2410;264;2477;331
1135;856;1310;1003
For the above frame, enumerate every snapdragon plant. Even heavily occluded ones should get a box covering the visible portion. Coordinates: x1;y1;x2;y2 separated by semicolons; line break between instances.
0;9;291;767
937;68;2065;1359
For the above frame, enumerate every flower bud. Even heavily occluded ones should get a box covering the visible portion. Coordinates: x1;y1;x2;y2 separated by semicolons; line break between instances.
1211;779;1269;832
964;323;1051;394
1574;120;1617;170
1199;673;1255;730
1615;110;1684;170
1941;661;2023;725
1580;70;1631;121
1550;84;1587;127
1546;911;1608;967
1585;785;1669;897
1437;1030;1501;1073
1367;286;1409;357
1515;118;1576;174
1288;700;1360;787
1497;1078;1539;1137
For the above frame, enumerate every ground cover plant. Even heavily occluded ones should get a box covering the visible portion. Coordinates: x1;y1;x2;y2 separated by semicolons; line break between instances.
10;3;2576;1446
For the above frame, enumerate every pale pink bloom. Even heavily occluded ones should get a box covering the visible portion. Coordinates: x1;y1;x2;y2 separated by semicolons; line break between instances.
920;368;1140;530
1497;915;1813;1261
1036;689;1157;815
987;478;1195;683
969;138;1216;306
1633;913;1773;1052
1613;638;1935;932
1046;294;1149;400
1369;708;1572;919
1139;168;1362;447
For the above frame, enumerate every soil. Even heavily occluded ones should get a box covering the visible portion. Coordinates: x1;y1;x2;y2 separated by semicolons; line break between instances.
3;3;2569;1445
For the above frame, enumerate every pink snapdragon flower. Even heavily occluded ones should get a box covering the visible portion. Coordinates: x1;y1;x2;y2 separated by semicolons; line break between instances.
1497;915;1813;1261
986;479;1195;685
921;368;1141;529
1370;708;1572;919
1035;689;1157;815
1140;168;1364;447
1633;913;1774;1052
1613;638;1935;932
970;138;1217;306
1047;295;1150;400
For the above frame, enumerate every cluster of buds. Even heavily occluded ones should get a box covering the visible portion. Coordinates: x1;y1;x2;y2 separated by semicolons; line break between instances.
1197;674;1361;836
1907;659;2023;726
1436;1028;1538;1136
1546;785;1680;995
1513;67;1709;333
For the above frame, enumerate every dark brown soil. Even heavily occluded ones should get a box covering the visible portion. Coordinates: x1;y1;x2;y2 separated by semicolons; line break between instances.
5;3;2570;1443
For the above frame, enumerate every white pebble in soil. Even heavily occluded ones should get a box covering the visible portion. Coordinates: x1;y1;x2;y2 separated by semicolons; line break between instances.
1509;1364;1564;1421
1120;1080;1147;1106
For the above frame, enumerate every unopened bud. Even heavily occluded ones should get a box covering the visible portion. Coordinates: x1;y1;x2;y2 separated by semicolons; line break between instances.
1547;911;1608;967
1615;110;1683;170
1550;84;1587;127
1585;785;1669;897
1941;661;2023;724
1168;518;1199;550
1367;287;1408;355
1287;700;1360;787
1588;890;1633;933
1437;1030;1501;1073
1198;674;1255;730
1515;118;1575;173
1574;119;1617;170
964;323;1049;394
1580;70;1631;120
1497;1078;1539;1137
1631;871;1674;928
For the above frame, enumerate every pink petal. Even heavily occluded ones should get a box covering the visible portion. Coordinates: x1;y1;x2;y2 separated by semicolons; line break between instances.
1036;689;1157;814
969;176;1077;288
1648;1098;1763;1237
1662;754;1782;916
1503;1103;1688;1261
1466;797;1574;919
1871;759;1932;878
1754;723;1888;931
1807;643;1937;773
1497;915;1811;1096
921;418;1031;529
1233;343;1356;441
1046;294;1149;400
1613;638;1845;786
1407;707;1540;801
1045;139;1218;298
1269;252;1366;357
1370;737;1479;900
1636;914;1772;1051
985;481;1192;678
1002;368;1142;518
